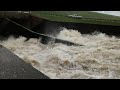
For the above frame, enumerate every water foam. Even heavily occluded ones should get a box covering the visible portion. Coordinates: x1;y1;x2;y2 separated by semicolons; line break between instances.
1;28;120;79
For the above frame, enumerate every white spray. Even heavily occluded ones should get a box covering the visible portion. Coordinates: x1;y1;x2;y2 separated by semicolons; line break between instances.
1;27;120;79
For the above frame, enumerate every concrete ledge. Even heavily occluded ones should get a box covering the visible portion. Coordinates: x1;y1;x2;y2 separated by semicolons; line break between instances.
0;45;50;79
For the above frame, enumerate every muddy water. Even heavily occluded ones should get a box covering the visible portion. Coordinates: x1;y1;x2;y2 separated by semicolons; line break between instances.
1;28;120;79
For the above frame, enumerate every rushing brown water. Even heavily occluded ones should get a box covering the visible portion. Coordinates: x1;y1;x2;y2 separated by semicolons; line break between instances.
1;28;120;79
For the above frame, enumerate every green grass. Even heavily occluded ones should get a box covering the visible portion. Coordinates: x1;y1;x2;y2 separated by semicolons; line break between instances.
31;11;120;26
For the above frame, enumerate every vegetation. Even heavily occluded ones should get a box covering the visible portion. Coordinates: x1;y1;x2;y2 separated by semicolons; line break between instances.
31;11;120;26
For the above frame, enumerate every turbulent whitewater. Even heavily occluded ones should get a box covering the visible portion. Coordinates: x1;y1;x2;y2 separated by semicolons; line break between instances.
1;27;120;79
